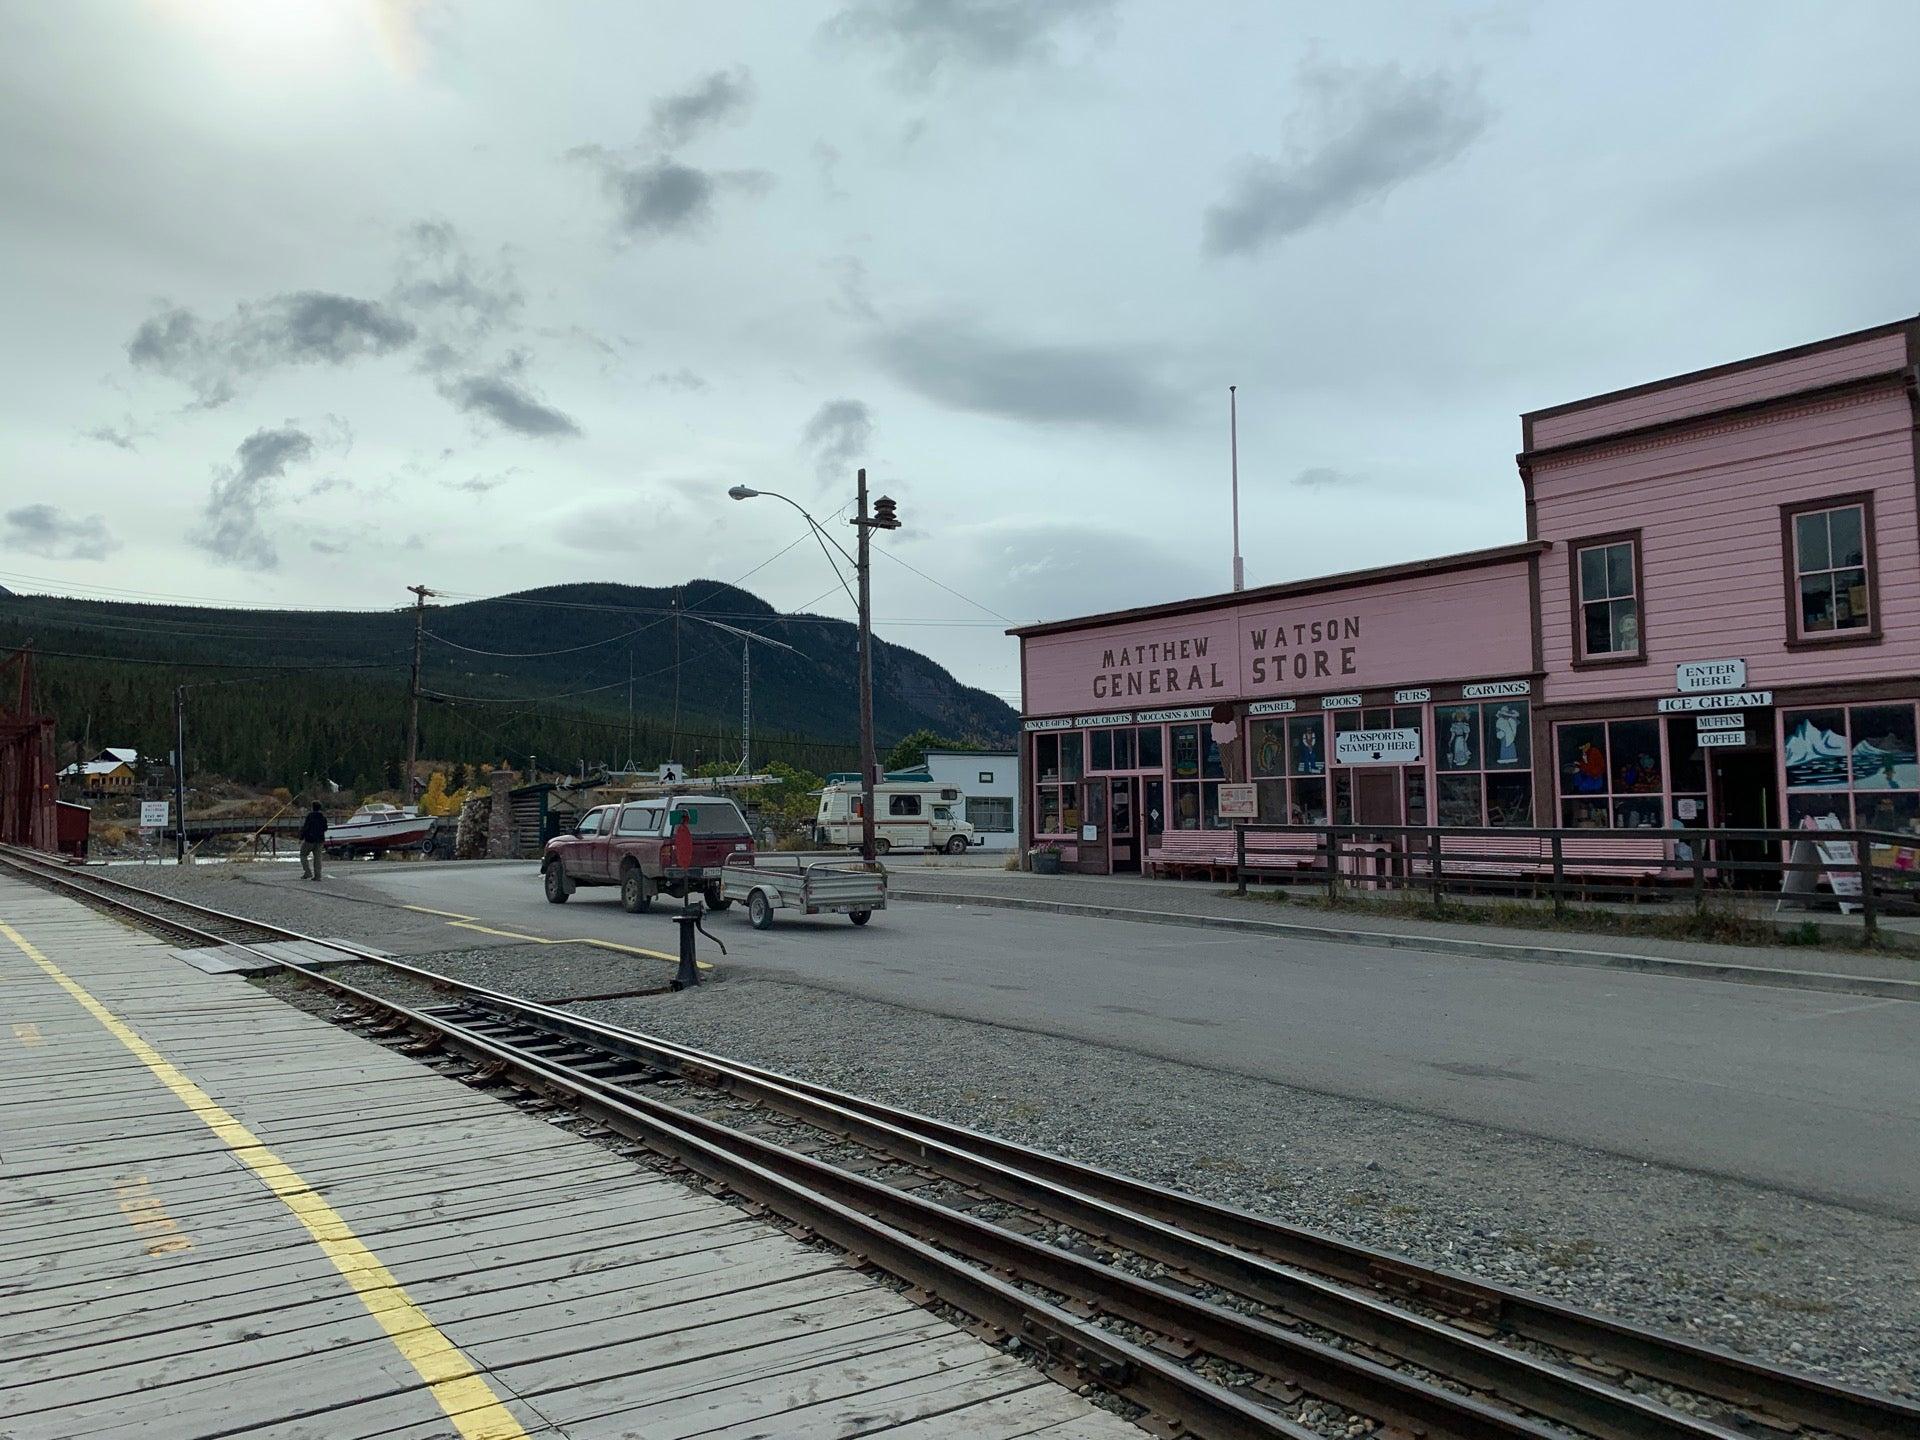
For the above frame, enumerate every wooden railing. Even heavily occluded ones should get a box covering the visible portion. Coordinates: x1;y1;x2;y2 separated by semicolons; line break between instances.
1140;822;1920;941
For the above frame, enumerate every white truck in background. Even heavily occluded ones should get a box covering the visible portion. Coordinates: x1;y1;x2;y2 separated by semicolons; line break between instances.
813;779;979;854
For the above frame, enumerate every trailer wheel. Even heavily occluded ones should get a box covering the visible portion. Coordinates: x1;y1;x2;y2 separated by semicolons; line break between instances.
849;909;872;926
620;864;653;913
944;835;968;854
543;863;570;903
748;889;773;930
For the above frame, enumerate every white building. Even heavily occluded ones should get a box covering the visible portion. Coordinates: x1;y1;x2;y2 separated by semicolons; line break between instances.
924;749;1018;851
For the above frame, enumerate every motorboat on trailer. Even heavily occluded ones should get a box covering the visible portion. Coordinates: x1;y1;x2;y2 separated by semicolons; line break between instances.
326;803;434;854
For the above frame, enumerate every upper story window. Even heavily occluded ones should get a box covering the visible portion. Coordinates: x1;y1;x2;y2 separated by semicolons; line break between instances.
1787;498;1875;642
1574;533;1642;663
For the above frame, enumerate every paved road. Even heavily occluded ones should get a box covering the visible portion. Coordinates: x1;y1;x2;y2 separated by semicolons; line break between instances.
330;862;1920;1219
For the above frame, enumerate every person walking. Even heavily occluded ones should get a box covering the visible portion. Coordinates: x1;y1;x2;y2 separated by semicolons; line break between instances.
299;801;328;881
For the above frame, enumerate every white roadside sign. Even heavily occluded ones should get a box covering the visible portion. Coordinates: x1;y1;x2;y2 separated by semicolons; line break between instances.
139;800;170;830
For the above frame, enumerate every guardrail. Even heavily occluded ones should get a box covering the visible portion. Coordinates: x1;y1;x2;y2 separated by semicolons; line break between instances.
1212;822;1920;940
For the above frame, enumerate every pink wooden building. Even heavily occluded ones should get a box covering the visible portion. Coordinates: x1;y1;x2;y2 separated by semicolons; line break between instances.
1011;316;1920;873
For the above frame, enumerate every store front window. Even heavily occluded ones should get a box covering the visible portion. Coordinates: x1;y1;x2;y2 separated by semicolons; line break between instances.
1169;722;1228;829
1435;701;1533;825
1556;717;1663;828
1783;702;1920;833
1249;715;1330;824
1031;731;1082;837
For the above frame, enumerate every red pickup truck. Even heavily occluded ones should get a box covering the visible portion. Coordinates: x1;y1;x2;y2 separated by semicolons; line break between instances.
541;795;755;912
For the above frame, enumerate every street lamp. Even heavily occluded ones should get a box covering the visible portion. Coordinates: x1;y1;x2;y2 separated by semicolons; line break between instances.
730;470;899;862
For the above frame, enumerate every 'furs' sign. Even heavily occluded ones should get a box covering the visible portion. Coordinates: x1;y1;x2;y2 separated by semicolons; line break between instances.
1091;635;1225;700
1248;614;1361;684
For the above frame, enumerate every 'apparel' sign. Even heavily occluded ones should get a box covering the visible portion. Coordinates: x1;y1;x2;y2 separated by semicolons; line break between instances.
1334;728;1422;766
1677;658;1747;693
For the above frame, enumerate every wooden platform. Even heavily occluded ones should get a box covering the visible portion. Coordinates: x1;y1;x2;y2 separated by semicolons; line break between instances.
0;875;1133;1439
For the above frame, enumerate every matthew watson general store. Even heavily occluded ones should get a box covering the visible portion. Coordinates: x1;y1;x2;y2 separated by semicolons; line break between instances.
1010;315;1920;873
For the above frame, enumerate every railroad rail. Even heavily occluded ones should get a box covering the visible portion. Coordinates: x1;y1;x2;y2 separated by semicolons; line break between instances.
3;845;1914;1440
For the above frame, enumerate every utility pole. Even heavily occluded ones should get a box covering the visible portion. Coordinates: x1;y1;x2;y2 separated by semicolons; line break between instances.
669;586;682;767
173;685;187;865
404;584;435;809
850;468;900;863
1230;385;1245;592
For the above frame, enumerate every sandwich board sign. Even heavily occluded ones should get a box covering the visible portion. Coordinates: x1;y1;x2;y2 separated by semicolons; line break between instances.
1779;814;1860;913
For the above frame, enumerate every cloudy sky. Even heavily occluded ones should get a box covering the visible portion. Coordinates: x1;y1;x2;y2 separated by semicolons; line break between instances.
5;1;1919;709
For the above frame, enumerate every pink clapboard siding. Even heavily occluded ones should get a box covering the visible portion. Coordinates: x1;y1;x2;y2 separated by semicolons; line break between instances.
1022;561;1534;716
1529;331;1908;449
1536;383;1919;705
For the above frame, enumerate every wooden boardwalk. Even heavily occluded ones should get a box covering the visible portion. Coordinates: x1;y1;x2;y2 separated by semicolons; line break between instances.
0;876;1133;1439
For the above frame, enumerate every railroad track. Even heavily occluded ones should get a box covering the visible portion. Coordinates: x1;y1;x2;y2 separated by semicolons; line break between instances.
3;847;1914;1440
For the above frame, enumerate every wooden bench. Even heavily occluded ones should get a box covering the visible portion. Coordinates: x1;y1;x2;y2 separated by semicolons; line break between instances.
1144;829;1320;880
1407;833;1676;885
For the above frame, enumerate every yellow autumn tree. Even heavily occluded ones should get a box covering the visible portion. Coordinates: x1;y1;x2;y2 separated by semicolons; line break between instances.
421;772;465;817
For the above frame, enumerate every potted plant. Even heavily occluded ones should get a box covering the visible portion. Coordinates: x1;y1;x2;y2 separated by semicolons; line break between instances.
1028;842;1062;875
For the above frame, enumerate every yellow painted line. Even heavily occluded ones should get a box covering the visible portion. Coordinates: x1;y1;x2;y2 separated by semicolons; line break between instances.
12;1021;41;1046
446;920;709;970
404;904;480;921
0;919;530;1440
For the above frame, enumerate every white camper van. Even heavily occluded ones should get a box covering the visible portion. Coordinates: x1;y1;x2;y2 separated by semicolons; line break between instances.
814;780;980;854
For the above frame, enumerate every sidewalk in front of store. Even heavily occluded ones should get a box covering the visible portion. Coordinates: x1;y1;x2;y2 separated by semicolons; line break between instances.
884;868;1920;1000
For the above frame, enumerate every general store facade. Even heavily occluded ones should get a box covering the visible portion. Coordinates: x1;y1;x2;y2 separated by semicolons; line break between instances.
1011;317;1920;873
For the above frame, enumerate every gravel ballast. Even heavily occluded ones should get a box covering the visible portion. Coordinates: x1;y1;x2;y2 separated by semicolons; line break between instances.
82;862;1920;1399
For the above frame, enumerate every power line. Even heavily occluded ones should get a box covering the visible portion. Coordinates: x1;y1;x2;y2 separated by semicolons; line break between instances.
873;544;1017;624
13;647;405;672
422;620;668;659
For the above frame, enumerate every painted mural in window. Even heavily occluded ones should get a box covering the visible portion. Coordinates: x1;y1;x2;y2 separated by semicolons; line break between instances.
1792;504;1871;635
1169;723;1228;829
1557;718;1663;828
1434;701;1532;826
1250;716;1330;825
1783;703;1920;833
1577;540;1640;658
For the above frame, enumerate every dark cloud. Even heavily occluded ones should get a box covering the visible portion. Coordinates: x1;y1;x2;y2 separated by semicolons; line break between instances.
824;0;1118;80
2;504;121;561
648;367;708;392
650;67;755;149
128;292;416;405
1293;466;1360;488
571;149;771;241
392;219;524;361
192;426;316;569
442;468;521;494
872;317;1183;427
812;140;848;199
1205;62;1491;258
440;370;581;438
826;255;879;321
309;536;348;555
801;398;874;480
81;418;143;451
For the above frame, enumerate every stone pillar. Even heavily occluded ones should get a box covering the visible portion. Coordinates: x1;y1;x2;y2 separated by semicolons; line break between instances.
487;771;517;858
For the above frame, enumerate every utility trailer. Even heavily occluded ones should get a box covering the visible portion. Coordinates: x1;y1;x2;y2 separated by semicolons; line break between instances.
720;855;887;930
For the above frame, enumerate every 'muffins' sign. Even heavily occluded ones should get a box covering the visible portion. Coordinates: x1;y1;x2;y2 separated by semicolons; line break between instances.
1022;560;1533;716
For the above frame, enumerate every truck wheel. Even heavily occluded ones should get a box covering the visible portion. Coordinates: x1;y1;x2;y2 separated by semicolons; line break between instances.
705;884;732;912
849;909;872;926
543;864;570;904
748;890;773;930
874;837;892;856
620;865;652;914
944;835;968;854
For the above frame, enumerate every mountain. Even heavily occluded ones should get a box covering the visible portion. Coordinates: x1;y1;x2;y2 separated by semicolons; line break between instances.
0;581;1016;789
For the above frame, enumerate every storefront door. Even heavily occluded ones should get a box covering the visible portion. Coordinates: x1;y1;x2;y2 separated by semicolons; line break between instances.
1078;777;1111;874
1353;769;1400;827
1711;744;1779;885
1109;778;1139;873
